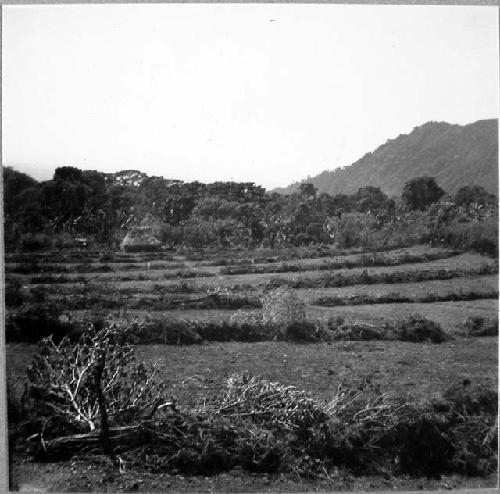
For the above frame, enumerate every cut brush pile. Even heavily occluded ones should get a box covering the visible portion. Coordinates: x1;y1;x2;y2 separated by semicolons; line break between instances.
22;373;497;479
15;324;497;480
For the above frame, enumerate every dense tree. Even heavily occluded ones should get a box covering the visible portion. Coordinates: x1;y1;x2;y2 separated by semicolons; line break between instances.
455;185;497;207
352;186;390;213
191;197;239;221
3;167;38;216
402;177;445;211
298;183;317;200
8;165;495;252
164;196;196;225
54;166;84;183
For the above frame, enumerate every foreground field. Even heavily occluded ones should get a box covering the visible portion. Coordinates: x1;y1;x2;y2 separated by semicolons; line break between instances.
7;336;499;491
8;337;498;407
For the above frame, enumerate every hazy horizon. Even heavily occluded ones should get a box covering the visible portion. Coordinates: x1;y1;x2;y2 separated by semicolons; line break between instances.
4;116;498;189
3;4;499;189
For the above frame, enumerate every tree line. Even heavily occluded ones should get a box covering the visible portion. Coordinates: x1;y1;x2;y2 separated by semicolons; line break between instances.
3;165;497;251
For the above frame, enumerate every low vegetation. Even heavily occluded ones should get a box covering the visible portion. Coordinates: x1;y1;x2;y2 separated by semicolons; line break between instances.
220;250;461;276
11;324;497;481
458;317;498;338
266;264;497;290
314;290;499;307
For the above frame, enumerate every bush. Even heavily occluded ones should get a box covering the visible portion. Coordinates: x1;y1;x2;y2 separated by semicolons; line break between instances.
23;323;170;438
434;219;498;257
5;305;81;343
133;320;204;345
326;213;379;248
327;322;390;341
278;321;319;343
131;319;272;345
262;288;306;327
230;309;264;326
441;382;498;417
459;317;498;338
392;414;455;477
394;315;449;343
438;384;498;476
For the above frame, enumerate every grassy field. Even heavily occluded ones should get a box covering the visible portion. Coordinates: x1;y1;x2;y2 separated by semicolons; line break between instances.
5;243;499;491
8;337;498;405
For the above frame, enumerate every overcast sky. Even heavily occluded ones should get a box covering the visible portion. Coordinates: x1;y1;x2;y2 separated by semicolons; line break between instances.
2;4;499;189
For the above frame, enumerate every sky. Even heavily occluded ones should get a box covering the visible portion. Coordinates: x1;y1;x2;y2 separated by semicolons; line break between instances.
2;4;499;190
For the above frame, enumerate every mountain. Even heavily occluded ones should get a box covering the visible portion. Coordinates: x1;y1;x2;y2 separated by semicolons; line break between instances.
275;119;498;197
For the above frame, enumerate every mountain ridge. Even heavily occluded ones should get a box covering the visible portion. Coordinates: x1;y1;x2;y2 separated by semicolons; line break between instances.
274;118;498;197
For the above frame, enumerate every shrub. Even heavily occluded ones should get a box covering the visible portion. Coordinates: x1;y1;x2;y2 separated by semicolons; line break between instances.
133;320;204;345
326;213;379;248
262;288;306;327
394;315;449;343
278;321;319;343
459;317;498;338
442;382;498;417
230;309;264;326
434;219;498;257
328;322;390;341
438;384;498;476
23;323;170;438
5;305;80;343
391;414;455;477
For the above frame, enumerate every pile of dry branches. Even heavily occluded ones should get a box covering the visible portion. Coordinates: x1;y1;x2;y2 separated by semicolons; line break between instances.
196;372;330;430
20;325;498;478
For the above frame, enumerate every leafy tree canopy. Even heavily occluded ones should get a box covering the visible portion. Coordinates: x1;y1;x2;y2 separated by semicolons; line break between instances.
402;177;445;211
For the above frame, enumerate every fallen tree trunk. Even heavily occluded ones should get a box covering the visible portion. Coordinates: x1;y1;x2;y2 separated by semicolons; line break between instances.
30;420;180;461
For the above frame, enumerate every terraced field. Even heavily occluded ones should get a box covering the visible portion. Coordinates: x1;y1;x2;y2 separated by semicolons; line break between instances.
5;244;499;491
5;245;498;315
6;243;498;393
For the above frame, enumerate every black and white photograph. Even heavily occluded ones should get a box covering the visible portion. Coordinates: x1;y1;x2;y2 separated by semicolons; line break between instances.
2;2;499;492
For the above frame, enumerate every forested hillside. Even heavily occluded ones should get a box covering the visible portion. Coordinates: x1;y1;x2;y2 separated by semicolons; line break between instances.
275;119;498;197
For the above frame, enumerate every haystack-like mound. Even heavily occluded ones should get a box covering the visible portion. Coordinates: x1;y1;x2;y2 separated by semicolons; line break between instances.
121;227;162;252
